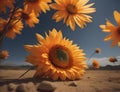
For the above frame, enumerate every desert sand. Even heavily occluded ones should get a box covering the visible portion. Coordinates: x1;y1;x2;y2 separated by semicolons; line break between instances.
0;69;120;92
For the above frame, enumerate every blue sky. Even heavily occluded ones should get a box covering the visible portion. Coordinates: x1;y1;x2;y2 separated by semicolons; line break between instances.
1;0;120;66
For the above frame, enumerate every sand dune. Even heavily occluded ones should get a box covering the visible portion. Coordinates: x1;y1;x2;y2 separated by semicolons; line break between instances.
0;70;120;92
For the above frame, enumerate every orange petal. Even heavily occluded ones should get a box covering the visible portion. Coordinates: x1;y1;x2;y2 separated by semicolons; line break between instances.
114;11;120;24
36;33;45;44
59;71;66;80
104;35;112;41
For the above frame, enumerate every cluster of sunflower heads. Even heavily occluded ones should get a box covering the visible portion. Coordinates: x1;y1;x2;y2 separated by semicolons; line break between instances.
0;0;96;40
0;0;96;80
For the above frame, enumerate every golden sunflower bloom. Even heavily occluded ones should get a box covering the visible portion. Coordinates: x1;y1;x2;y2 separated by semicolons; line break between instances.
14;9;39;27
109;56;117;63
0;50;9;60
6;20;23;39
0;0;14;13
100;11;120;47
0;18;23;39
95;48;101;54
24;0;51;16
92;59;100;69
50;0;96;30
24;28;87;80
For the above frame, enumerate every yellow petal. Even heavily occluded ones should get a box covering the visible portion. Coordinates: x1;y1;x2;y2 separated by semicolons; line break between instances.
77;0;89;6
59;71;66;80
50;4;65;10
104;35;112;41
114;10;120;24
36;33;45;44
68;16;75;31
52;72;59;80
41;53;48;59
99;25;106;29
118;42;120;48
111;39;118;47
106;20;116;31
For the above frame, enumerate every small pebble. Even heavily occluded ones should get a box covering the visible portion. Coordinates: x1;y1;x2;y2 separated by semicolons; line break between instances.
108;79;112;82
16;83;28;92
68;81;77;87
7;83;17;91
87;77;90;79
37;81;56;92
26;82;37;92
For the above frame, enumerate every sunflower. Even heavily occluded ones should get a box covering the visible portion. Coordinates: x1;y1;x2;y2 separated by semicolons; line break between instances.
92;59;100;69
24;28;87;80
0;18;23;39
0;0;14;13
50;0;96;30
100;10;120;47
0;50;9;60
24;0;51;16
14;9;39;27
95;48;101;54
109;56;117;63
6;20;23;39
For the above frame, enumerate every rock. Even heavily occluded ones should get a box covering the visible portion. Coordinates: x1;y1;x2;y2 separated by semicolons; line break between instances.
7;83;17;91
26;82;37;92
37;81;56;92
68;81;77;87
16;83;28;92
87;77;90;79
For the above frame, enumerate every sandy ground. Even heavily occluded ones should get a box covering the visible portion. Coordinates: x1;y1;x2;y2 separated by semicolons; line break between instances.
0;69;120;92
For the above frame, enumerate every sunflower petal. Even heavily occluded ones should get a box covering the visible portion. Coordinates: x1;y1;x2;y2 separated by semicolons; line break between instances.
111;39;118;47
36;33;45;44
104;35;112;41
114;10;120;24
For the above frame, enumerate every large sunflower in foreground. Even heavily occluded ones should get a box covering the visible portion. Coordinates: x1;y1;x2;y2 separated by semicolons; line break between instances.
24;28;87;80
100;11;120;47
50;0;96;30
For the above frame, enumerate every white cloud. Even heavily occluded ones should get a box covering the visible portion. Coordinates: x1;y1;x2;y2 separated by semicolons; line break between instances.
86;56;120;66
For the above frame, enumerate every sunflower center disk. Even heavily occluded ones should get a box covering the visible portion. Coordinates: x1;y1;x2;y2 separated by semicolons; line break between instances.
117;27;120;34
49;45;70;68
56;49;68;61
66;4;77;14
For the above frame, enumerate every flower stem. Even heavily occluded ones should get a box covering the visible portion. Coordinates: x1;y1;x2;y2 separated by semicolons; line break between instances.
87;52;95;62
18;66;36;79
